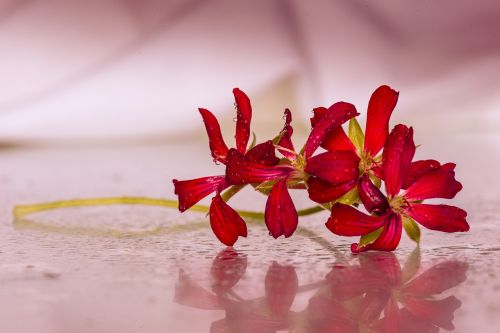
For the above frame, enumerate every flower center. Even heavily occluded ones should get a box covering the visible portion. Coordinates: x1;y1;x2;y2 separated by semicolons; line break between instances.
388;195;405;213
291;154;308;181
359;151;375;175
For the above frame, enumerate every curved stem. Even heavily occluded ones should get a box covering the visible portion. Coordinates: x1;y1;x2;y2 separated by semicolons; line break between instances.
221;185;245;202
13;196;326;220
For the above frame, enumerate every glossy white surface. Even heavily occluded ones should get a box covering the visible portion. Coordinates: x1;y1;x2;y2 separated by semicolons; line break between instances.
0;138;498;332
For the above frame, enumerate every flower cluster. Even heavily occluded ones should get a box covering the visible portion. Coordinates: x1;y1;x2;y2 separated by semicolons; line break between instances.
173;86;469;252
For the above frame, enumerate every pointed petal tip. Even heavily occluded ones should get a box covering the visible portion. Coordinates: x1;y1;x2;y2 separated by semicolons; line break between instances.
364;85;399;155
265;179;298;239
406;204;469;233
209;194;247;246
304;102;359;158
198;108;229;162
350;243;365;254
233;88;252;153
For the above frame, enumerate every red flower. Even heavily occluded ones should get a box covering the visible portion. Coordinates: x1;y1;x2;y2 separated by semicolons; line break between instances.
307;85;399;204
226;104;358;238
326;124;469;252
173;85;469;250
173;88;280;245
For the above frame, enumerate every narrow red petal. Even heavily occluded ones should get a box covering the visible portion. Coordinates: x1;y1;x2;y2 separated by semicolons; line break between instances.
173;175;228;212
305;150;360;185
277;109;295;159
310;106;327;127
402;159;441;189
404;166;463;201
322;126;357;152
364;85;399;156
245;140;280;166
311;107;357;152
358;174;389;214
304;102;359;158
383;124;415;197
198;108;229;163
307;177;356;203
371;165;384;179
209;194;247;246
351;213;402;253
264;262;298;316
233;88;252;153
265;179;298;238
404;203;469;232
225;148;293;185
326;203;387;236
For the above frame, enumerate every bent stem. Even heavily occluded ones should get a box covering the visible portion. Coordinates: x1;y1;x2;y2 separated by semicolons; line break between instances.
13;196;326;220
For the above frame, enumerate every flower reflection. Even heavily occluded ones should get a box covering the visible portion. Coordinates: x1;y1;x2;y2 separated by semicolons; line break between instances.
174;248;467;332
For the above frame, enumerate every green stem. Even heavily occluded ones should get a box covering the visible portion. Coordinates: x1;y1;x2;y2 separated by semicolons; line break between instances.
13;196;326;220
221;185;245;202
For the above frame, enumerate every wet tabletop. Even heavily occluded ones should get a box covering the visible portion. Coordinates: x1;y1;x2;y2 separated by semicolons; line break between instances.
0;136;499;333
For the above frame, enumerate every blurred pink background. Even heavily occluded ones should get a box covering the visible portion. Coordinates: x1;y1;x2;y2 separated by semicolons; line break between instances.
0;0;498;144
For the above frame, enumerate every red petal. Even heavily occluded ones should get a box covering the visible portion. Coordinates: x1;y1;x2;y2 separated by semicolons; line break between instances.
173;175;228;212
307;177;356;203
265;179;298;238
225;149;293;184
402;159;441;189
404;204;469;232
322;126;357;152
371;165;384;179
311;107;357;152
383;124;415;197
304;102;359;158
209;194;247;246
351;213;402;253
264;262;298;316
326;203;386;236
210;248;248;293
245;140;280;166
233;88;252;153
364;85;399;156
310;106;327;127
277;109;295;159
305;150;360;185
198;108;229;163
358;174;389;214
404;166;463;201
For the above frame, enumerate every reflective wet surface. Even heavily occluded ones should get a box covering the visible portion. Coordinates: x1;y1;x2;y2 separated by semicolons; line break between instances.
0;139;499;332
